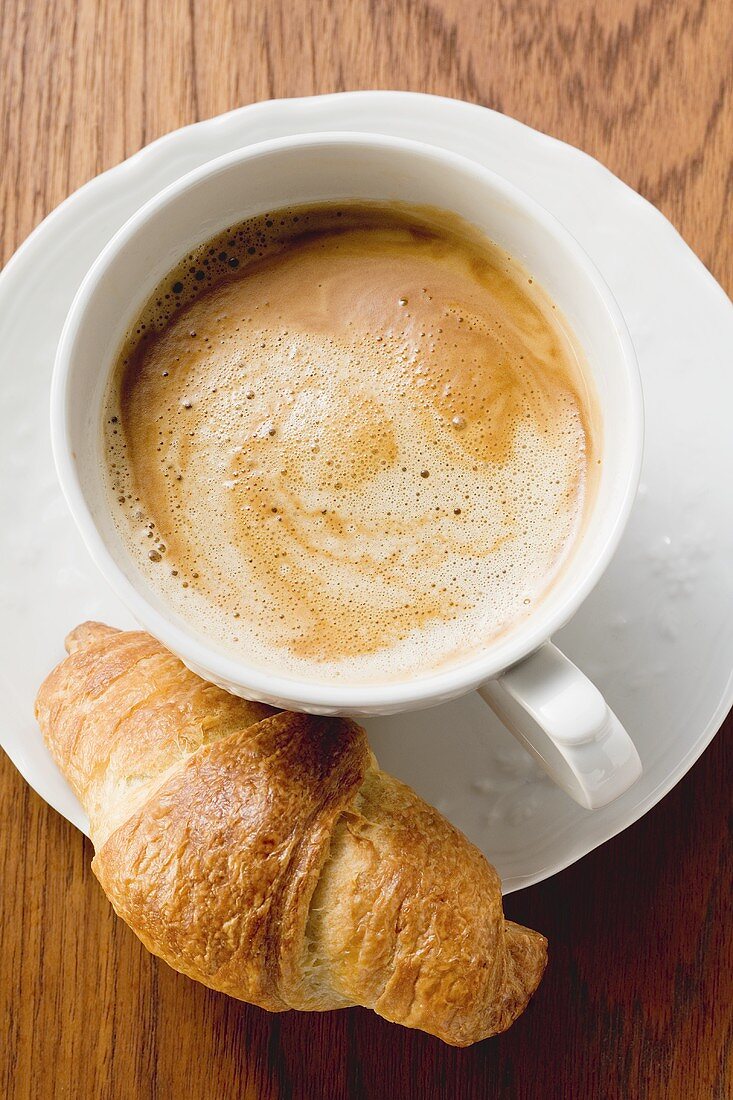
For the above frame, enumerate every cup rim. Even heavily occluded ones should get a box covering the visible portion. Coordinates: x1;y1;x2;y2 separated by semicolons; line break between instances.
51;130;643;711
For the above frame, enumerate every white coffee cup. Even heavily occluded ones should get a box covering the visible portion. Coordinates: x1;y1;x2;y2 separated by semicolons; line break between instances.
52;133;643;810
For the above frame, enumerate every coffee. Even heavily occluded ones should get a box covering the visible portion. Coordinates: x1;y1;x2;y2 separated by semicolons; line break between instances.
104;202;598;682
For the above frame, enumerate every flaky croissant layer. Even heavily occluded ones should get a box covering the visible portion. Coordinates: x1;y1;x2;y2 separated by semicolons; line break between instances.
35;622;547;1045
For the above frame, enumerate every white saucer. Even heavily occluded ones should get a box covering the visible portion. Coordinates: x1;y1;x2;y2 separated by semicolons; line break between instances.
1;93;731;893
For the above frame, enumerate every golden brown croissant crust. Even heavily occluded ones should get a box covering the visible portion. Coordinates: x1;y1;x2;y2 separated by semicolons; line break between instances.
35;622;547;1045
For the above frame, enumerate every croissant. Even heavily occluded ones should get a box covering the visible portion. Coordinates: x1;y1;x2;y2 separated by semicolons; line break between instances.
35;621;546;1045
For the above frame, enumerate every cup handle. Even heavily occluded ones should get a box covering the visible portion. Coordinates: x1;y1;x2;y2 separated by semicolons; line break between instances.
477;642;642;809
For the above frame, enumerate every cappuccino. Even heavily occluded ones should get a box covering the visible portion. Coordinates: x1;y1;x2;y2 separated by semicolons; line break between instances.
104;203;598;681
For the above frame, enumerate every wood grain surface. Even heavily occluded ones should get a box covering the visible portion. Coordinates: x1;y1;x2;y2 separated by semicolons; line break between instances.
1;1;731;1097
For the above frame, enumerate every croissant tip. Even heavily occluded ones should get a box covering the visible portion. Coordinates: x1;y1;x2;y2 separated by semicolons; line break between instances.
64;621;120;654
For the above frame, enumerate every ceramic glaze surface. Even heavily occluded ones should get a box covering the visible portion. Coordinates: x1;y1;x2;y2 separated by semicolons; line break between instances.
0;93;731;891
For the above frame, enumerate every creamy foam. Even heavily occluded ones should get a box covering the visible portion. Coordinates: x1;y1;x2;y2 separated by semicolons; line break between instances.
104;203;598;682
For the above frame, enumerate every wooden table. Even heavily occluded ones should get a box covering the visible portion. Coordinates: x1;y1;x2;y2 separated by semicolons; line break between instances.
1;2;731;1096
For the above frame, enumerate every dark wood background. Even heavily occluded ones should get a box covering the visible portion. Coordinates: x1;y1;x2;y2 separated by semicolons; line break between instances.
1;1;731;1096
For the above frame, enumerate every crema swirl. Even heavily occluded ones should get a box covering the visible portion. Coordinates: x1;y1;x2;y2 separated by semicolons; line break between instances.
104;203;598;682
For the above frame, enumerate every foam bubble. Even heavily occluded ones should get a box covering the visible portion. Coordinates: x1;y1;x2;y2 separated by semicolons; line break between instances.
104;202;598;683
